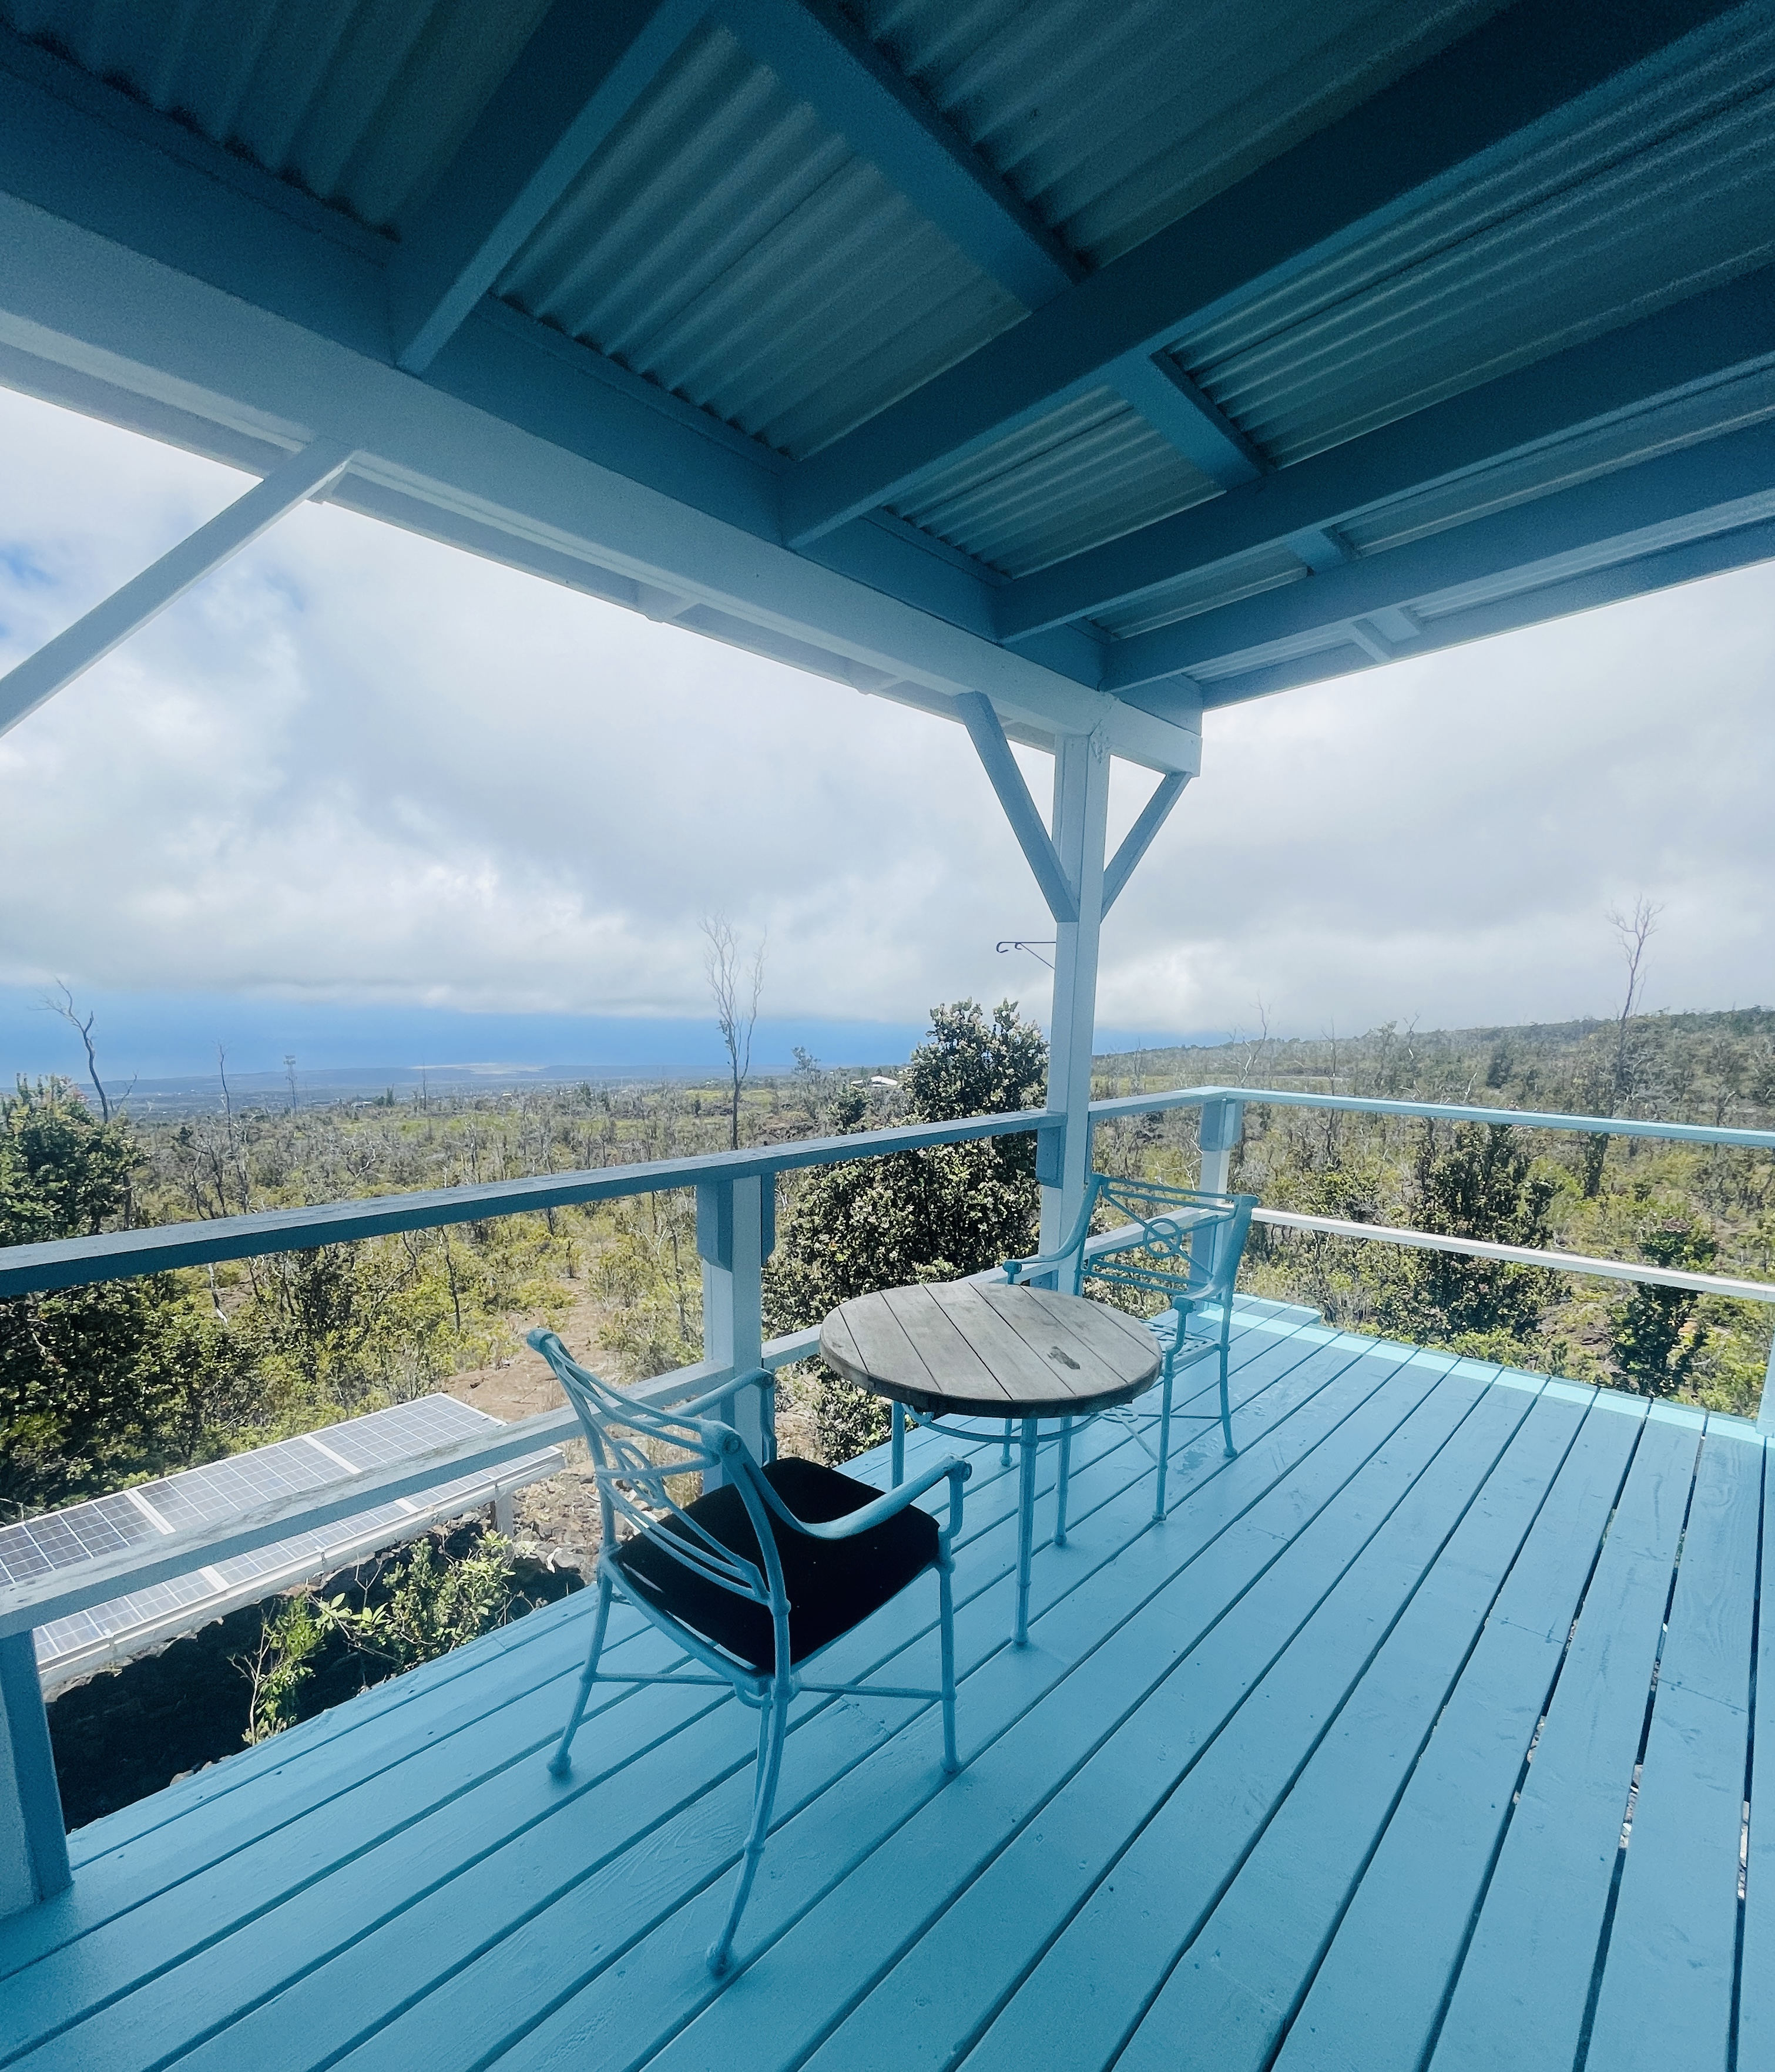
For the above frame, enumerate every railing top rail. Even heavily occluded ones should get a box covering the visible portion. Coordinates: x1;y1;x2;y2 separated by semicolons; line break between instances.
2;1083;1771;1302
0;1108;1058;1299
1090;1084;1775;1152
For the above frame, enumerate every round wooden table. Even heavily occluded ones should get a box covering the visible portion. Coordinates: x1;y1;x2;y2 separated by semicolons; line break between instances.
821;1280;1162;1645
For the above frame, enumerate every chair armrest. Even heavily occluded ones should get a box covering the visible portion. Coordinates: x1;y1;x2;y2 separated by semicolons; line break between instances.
671;1366;774;1421
1001;1242;1078;1284
756;1453;972;1544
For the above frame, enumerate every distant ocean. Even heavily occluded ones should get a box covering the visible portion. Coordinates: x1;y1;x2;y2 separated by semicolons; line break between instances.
0;986;1206;1106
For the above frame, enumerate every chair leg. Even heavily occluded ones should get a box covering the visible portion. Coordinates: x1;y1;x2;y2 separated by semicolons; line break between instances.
1152;1361;1175;1521
1055;1418;1073;1547
707;1683;791;1975
1220;1342;1236;1458
548;1569;613;1778
1001;1419;1013;1468
891;1399;905;1486
938;1557;960;1775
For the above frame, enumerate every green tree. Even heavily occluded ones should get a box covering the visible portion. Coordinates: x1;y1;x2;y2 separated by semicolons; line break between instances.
1610;1217;1717;1396
1394;1121;1559;1342
0;1079;249;1513
766;1000;1046;1458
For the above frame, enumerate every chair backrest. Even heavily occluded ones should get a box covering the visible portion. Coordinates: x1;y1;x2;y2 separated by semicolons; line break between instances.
526;1330;787;1619
1079;1175;1257;1311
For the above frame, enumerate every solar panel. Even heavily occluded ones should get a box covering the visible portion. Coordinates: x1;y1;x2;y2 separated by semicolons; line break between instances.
0;1396;563;1693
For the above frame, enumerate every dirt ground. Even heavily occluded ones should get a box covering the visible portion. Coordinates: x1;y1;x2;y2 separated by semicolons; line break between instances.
436;1293;606;1573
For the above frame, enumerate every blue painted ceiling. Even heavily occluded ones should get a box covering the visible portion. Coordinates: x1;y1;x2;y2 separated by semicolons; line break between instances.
0;0;1770;719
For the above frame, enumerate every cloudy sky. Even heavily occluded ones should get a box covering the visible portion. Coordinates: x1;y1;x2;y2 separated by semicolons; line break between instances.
1;383;1770;1079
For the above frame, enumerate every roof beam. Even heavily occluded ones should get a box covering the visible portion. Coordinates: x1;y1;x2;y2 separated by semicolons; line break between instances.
783;0;1745;546
715;0;1081;309
0;439;355;738
0;186;1200;771
995;264;1775;640
1163;511;1775;711
1102;414;1775;691
390;0;705;374
1105;353;1264;486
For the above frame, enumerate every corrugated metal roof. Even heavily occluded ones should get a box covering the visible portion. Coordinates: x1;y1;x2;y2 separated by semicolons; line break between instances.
890;387;1221;576
495;19;1023;459
1339;362;1775;558
0;0;551;230
1172;12;1775;466
1094;361;1775;644
839;0;1504;266
1090;543;1311;640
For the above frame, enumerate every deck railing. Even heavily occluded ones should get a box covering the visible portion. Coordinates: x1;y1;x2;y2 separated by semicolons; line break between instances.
0;1082;1771;1915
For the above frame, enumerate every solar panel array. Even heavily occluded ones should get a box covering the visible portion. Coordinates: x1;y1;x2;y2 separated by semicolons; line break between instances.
0;1396;562;1692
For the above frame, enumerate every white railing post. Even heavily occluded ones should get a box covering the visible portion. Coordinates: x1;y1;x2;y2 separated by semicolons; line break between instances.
1039;730;1112;1281
0;1633;69;1918
1198;1096;1244;1195
1759;1331;1775;1436
696;1174;770;1476
1196;1095;1245;1291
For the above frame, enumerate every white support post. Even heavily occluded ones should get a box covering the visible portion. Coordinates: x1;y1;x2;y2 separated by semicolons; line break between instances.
696;1174;771;1474
0;1632;68;1919
1197;1096;1246;1295
0;439;356;740
1758;1330;1775;1435
1039;730;1112;1277
1197;1096;1245;1196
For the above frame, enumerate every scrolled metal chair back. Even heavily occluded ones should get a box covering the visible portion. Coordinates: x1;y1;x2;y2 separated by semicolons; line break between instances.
1082;1174;1245;1309
551;1354;779;1614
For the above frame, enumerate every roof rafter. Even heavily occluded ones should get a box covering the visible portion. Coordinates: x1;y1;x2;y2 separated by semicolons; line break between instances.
782;0;1745;548
390;0;706;374
995;265;1775;640
715;0;1082;310
1102;414;1775;693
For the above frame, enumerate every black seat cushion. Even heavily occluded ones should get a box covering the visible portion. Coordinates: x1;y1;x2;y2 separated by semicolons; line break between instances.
611;1456;939;1672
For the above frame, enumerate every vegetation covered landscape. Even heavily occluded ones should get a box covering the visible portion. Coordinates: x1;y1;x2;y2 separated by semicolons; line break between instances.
5;991;1773;1802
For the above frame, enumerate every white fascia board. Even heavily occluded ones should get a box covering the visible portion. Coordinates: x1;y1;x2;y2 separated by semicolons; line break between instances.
0;193;1200;774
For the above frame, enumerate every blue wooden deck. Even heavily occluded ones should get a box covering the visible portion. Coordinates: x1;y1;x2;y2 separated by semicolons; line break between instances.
2;1303;1768;2072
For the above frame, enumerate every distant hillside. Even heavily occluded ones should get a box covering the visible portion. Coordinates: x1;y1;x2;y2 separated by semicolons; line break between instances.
1096;1006;1775;1132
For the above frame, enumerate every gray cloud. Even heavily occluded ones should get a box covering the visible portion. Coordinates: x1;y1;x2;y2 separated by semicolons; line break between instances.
2;387;1770;1039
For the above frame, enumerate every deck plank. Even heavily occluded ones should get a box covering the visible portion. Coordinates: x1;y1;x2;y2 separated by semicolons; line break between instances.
946;1371;1531;2072
1111;1383;1585;2072
558;1356;1478;2072
1582;1422;1762;2072
1425;1408;1703;2072
48;1307;1294;1880
7;1331;1750;2072
1736;1440;1775;2068
380;1349;1458;2072
18;1317;1353;2071
1273;1385;1641;2072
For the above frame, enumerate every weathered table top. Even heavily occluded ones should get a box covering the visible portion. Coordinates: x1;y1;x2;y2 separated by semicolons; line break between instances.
820;1280;1162;1420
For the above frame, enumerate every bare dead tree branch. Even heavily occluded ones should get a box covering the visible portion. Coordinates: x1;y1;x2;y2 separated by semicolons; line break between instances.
701;915;766;1151
43;981;110;1121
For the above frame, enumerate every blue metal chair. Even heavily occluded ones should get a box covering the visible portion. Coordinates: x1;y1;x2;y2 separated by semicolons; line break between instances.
1002;1176;1257;1521
526;1329;970;1976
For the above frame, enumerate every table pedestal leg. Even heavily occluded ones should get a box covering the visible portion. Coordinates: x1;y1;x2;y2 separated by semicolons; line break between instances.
890;1400;905;1485
1055;1418;1073;1547
1015;1416;1038;1647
